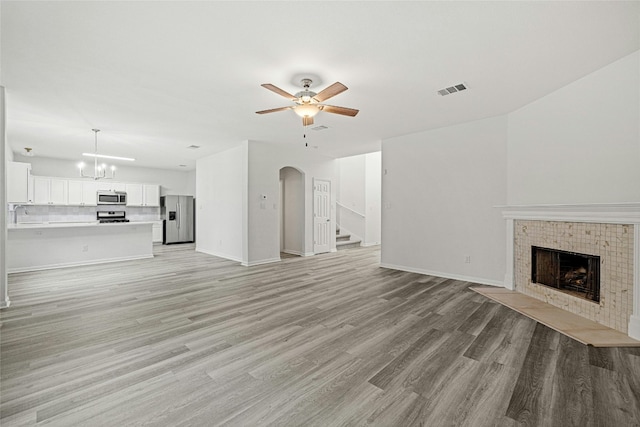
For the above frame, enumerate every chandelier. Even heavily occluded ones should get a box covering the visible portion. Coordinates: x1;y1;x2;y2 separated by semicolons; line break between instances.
77;129;134;180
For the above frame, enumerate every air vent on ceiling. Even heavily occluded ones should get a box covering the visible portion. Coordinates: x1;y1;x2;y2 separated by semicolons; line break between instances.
437;82;468;96
312;125;329;131
187;145;201;149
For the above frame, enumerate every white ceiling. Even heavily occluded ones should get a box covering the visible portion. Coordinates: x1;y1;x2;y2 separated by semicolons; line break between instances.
2;1;638;170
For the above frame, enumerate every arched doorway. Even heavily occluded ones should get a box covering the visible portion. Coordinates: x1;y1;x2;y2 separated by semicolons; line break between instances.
279;167;304;258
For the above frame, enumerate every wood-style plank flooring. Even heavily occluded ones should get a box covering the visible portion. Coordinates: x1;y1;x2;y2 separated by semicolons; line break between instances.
1;245;639;426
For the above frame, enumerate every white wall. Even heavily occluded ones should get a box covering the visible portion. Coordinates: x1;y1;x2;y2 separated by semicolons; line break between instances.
280;167;304;255
337;152;381;246
247;140;337;265
0;8;8;308
364;151;382;246
1;86;8;308
4;126;12;162
337;154;366;241
195;143;247;263
186;170;196;197
381;115;508;286
507;50;640;204
12;154;195;196
338;155;367;214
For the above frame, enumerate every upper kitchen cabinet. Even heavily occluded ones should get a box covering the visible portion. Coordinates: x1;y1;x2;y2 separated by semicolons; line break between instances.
126;183;159;207
7;161;33;204
33;177;68;205
143;185;160;207
95;181;126;192
67;180;98;206
125;183;143;206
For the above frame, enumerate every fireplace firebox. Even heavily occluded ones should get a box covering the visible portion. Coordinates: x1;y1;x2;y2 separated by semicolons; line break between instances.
531;246;600;303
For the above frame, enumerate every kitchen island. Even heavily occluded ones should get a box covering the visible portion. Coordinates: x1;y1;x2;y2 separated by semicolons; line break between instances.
7;221;154;273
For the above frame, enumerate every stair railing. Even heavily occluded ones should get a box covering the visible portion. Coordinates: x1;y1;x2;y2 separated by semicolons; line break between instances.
336;201;365;242
336;201;366;218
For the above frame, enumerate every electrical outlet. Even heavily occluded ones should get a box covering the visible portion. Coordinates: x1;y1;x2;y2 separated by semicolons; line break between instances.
464;255;471;264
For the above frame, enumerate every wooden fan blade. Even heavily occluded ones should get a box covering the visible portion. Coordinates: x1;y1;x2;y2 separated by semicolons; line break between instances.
302;116;314;126
319;105;359;117
313;82;348;102
261;83;297;100
256;106;293;114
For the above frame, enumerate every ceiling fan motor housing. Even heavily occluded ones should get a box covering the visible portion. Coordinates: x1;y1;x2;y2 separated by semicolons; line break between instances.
295;79;317;103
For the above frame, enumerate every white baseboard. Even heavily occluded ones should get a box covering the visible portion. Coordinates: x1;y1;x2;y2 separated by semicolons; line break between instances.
379;263;504;287
303;252;315;257
242;257;281;267
629;314;640;341
282;249;303;256
195;247;243;263
0;299;10;309
7;255;154;274
361;242;381;248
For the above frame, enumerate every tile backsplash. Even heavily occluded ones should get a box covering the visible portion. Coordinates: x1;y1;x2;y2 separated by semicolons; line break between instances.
7;205;160;224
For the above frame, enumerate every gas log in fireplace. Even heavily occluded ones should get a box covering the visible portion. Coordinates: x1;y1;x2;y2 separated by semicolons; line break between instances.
531;246;601;303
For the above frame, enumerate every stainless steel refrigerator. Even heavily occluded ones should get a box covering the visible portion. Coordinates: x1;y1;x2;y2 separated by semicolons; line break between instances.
161;195;195;244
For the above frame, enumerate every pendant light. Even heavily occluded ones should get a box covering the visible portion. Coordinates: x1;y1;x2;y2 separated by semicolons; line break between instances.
77;129;134;180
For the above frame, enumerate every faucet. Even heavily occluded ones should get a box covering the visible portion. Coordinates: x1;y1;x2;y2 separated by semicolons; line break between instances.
11;205;28;224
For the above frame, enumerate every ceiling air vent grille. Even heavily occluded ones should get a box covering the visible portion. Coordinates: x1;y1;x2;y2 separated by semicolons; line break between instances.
312;125;329;131
437;82;468;96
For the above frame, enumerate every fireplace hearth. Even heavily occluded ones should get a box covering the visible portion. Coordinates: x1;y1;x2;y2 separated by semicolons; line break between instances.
531;246;600;303
502;204;640;338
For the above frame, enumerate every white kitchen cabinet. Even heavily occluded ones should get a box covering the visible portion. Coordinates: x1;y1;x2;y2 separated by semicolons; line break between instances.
7;162;33;204
50;179;68;204
82;181;98;206
125;183;143;206
126;183;159;207
143;185;160;207
33;177;49;205
67;181;83;205
152;221;163;243
33;177;68;205
95;181;126;192
68;180;98;206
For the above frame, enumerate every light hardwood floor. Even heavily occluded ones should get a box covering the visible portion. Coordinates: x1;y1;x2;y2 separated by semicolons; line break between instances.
1;244;639;426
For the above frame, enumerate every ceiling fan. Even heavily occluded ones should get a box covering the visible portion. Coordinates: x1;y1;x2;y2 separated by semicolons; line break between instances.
256;78;359;127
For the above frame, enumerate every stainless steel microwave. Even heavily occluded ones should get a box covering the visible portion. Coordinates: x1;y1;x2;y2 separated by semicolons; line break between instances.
97;191;127;205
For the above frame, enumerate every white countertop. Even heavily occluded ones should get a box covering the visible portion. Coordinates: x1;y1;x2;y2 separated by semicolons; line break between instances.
8;221;157;230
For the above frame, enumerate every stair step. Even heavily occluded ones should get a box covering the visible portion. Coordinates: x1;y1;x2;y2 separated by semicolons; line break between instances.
336;239;361;250
336;234;351;242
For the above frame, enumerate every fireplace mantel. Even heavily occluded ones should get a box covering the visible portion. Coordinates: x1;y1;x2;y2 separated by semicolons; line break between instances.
499;202;640;340
499;202;640;223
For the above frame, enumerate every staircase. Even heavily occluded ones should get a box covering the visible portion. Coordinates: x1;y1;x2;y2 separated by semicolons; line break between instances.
336;227;362;250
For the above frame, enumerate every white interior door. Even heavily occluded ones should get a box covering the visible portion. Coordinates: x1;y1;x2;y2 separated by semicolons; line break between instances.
313;178;331;254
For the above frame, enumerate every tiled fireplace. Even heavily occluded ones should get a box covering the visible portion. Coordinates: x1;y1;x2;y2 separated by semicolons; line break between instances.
502;204;640;340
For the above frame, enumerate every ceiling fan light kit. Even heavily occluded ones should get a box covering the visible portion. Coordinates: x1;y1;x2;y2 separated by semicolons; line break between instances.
294;103;320;118
257;78;359;128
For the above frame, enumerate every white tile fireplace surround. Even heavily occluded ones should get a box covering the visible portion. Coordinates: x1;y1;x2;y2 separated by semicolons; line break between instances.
501;203;640;341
